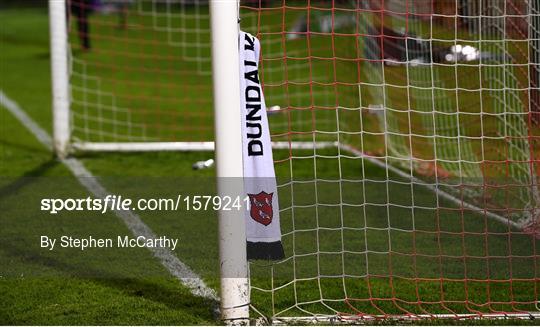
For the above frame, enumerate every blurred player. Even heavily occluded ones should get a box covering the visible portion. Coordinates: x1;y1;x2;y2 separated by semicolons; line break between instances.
68;0;92;50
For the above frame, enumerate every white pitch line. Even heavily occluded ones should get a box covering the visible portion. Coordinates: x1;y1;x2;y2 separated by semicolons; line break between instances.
0;90;219;305
0;91;53;150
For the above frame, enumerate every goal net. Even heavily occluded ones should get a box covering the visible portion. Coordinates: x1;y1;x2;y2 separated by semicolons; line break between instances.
58;0;540;322
64;0;213;150
241;0;540;321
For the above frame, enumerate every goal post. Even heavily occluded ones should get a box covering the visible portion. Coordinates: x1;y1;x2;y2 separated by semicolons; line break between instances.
49;0;70;158
49;0;252;321
209;0;249;323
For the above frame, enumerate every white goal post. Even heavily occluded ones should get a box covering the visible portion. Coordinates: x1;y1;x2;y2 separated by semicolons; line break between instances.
49;0;70;159
48;0;252;321
208;0;249;322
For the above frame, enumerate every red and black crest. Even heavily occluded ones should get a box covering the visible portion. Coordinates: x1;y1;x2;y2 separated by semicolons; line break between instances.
248;191;274;226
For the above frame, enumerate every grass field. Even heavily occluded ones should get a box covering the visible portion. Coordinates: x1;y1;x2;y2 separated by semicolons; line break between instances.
1;2;539;325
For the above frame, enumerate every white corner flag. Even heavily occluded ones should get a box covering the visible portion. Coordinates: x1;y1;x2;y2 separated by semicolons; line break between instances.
239;31;284;260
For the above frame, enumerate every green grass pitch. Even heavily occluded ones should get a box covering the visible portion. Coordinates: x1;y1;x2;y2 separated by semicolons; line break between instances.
1;4;539;325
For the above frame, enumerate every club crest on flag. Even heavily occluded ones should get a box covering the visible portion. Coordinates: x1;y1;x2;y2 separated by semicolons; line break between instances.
248;191;274;226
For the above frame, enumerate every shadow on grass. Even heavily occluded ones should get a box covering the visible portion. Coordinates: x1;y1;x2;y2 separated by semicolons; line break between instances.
0;159;58;199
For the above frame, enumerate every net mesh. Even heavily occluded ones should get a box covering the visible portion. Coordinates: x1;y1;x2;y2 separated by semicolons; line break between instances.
241;0;540;320
66;0;540;321
68;0;213;143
